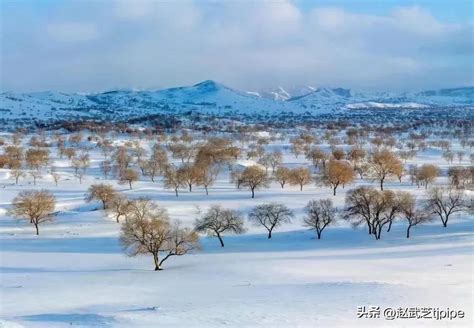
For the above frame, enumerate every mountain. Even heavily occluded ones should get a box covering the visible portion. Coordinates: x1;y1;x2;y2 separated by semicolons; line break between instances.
247;85;316;101
1;82;472;123
289;86;474;110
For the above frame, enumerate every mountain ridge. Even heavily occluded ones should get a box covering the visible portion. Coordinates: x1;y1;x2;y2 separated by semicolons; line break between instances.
1;81;473;123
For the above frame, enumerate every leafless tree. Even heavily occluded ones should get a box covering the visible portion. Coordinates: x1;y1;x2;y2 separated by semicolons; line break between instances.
304;199;337;239
120;206;170;271
268;151;283;171
306;147;329;169
368;149;404;190
194;205;245;247
51;171;61;186
29;170;42;185
196;164;220;195
10;168;25;185
9;190;56;235
398;192;432;238
119;168;139;189
157;221;200;270
321;160;355;195
425;187;466;227
240;165;269;198
100;160;112;180
289;167;312;191
344;187;402;240
274;166;291;188
177;164;200;192
248;203;293;239
416;164;439;189
85;184;118;209
106;194;131;223
163;165;185;197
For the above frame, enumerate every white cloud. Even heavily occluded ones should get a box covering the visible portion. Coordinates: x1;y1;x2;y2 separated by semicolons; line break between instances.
1;0;472;92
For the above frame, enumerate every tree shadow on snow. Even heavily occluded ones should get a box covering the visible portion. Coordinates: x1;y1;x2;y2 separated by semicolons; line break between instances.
19;313;115;326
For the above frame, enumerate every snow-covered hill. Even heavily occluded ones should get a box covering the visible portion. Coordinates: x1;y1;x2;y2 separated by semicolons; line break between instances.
247;85;316;101
0;82;472;123
289;87;474;110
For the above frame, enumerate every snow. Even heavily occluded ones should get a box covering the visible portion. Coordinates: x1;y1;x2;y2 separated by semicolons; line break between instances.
1;83;472;124
0;135;472;327
345;102;429;109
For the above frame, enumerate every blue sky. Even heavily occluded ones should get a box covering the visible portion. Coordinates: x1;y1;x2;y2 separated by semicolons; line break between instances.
1;0;473;92
296;0;473;22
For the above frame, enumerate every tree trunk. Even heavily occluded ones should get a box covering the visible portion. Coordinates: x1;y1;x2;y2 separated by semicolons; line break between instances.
442;217;448;227
251;188;255;198
205;186;209;196
175;188;178;197
406;225;412;238
158;253;173;269
380;178;384;191
129;181;132;189
387;220;393;232
217;233;224;247
189;184;192;192
34;222;39;235
268;230;272;239
333;186;337;196
317;231;321;239
153;253;162;271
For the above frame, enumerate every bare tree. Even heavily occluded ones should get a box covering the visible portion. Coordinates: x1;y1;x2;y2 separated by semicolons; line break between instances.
425;187;466;227
177;164;200;192
146;144;168;182
306;147;329;169
106;194;131;223
10;168;25;185
194;206;245;247
9;190;56;235
289;167;312;191
248;203;293;239
344;187;402;240
163;165;185;197
157;221;200;269
240;165;269;198
269;151;283;171
29;170;42;186
25;148;50;172
321;160;355;195
416;164;439;189
119;168;139;189
85;184;118;209
100;160;112;180
304;199;337;239
120;207;170;271
257;154;272;174
274;166;291;188
195;164;220;195
398;192;431;238
230;169;244;189
368;149;404;190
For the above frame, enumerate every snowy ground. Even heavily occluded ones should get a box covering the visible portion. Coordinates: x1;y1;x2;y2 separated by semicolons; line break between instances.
0;136;472;327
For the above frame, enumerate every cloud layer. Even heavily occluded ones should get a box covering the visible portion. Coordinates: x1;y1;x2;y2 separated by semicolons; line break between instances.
1;0;472;92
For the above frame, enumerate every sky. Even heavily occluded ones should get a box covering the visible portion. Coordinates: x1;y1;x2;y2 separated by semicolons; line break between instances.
0;0;473;93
